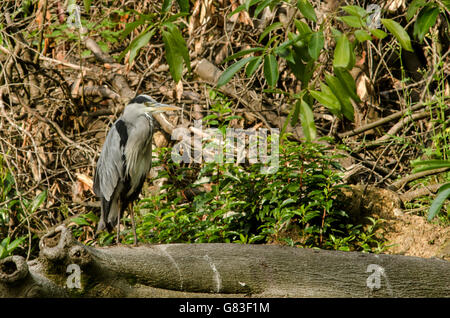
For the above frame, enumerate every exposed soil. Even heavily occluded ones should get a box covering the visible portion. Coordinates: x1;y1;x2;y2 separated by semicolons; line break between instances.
341;185;450;260
383;214;449;260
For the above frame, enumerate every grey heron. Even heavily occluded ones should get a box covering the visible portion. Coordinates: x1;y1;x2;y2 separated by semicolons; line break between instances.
93;94;180;244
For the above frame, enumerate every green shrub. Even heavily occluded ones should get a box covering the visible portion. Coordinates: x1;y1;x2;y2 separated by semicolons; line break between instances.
132;135;385;252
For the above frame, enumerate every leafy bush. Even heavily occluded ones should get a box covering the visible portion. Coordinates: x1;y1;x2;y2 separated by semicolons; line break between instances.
116;0;191;82
411;159;450;221
134;134;384;252
0;155;46;258
0;236;27;259
216;0;447;141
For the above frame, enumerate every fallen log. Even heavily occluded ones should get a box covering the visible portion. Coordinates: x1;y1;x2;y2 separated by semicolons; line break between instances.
0;225;448;297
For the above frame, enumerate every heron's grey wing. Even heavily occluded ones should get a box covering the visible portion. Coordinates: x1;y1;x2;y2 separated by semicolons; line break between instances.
93;123;126;201
123;115;154;192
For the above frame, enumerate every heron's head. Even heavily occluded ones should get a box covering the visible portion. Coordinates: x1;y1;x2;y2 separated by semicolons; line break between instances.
128;94;181;115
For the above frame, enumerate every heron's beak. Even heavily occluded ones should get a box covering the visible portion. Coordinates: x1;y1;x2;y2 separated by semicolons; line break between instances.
144;102;181;113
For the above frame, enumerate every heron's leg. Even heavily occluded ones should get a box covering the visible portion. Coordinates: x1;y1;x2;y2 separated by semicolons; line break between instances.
130;204;137;246
116;211;121;244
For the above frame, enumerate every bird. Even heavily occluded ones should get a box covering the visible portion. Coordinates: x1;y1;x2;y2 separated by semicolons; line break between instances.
93;94;180;245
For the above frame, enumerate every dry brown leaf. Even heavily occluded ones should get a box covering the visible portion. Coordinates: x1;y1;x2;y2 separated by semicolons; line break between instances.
73;174;94;201
175;81;184;102
27;150;41;183
356;73;370;102
71;73;84;98
214;44;229;65
76;173;94;192
51;182;60;197
228;0;254;26
199;2;207;24
194;37;204;56
385;0;405;12
229;1;239;22
55;50;66;69
239;10;254;27
159;85;174;99
57;1;65;24
153;131;169;148
36;0;51;27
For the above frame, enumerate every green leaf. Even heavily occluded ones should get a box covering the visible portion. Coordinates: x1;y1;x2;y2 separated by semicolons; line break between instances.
309;87;341;116
30;190;47;213
83;0;92;13
203;114;218;122
325;74;354;121
406;0;427;21
331;27;342;38
274;34;304;56
381;18;413;52
299;99;317;141
297;0;317;22
1;237;10;247
176;0;190;13
427;183;450;221
217;56;254;88
413;6;440;43
333;34;351;69
290;98;301;127
264;33;282;50
245;56;262;77
223;47;264;63
129;28;154;65
118;22;153;62
281;101;295;136
341;5;368;18
411;159;450;173
281;198;296;208
338;16;364;28
97;41;109;53
229;0;259;17
165;12;190;23
162;0;173;13
254;0;273;17
162;30;183;82
279;48;295;63
165;23;191;71
6;236;26;254
71;216;91;226
354;29;372;42
308;31;324;60
84;211;100;223
264;54;279;87
161;22;190;82
370;28;387;39
0;237;11;258
334;67;360;103
294;20;312;35
259;22;283;43
120;16;147;40
288;52;315;85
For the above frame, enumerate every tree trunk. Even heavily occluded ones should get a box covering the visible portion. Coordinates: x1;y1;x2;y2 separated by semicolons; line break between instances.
0;225;448;297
